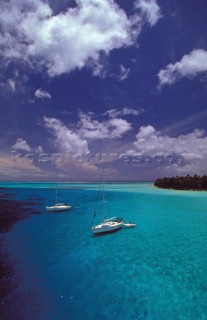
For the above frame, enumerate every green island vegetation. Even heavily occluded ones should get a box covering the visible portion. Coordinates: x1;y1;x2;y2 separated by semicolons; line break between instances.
154;175;207;191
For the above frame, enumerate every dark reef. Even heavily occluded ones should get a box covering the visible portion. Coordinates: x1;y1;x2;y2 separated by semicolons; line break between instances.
0;188;41;307
154;175;207;191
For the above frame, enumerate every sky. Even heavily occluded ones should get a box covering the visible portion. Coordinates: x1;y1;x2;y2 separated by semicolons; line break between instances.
0;0;207;181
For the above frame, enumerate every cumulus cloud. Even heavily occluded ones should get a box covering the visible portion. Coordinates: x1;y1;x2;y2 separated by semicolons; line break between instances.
35;88;51;100
43;113;131;155
158;49;207;86
12;138;33;152
130;125;207;161
44;116;89;154
134;0;162;26
105;107;144;118
0;0;161;76
78;113;131;139
12;138;44;154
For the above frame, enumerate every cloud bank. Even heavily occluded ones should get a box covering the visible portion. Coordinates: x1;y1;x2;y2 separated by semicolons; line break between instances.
158;49;207;86
130;125;207;161
0;154;43;180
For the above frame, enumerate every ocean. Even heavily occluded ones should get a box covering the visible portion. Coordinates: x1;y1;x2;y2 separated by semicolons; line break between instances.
1;182;207;320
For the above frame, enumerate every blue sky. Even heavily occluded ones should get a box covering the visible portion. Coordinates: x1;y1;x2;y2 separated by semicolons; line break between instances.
0;0;207;181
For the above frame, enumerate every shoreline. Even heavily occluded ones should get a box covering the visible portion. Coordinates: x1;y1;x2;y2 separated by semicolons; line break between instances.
154;186;207;192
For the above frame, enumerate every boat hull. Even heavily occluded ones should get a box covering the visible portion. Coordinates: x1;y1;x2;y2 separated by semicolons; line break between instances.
46;205;71;212
92;222;123;234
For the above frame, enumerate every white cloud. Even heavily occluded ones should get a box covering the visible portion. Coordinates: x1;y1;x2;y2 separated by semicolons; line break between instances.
90;60;107;78
0;0;161;77
44;116;89;154
136;125;155;139
78;113;131;139
122;107;144;115
8;79;16;91
1;69;28;92
105;107;144;118
134;0;162;26
90;61;130;80
118;64;130;81
130;125;207;161
35;88;51;99
12;138;33;152
35;145;44;153
12;138;44;153
78;113;108;139
158;49;207;86
110;118;131;138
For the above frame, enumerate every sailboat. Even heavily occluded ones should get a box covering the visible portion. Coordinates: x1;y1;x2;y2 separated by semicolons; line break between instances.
91;170;123;234
91;217;124;235
46;168;71;212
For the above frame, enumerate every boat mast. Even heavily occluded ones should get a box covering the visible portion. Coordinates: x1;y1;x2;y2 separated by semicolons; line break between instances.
55;166;58;205
91;168;104;227
102;177;105;219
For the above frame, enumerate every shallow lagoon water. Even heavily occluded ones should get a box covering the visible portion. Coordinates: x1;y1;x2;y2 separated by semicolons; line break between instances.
1;182;207;320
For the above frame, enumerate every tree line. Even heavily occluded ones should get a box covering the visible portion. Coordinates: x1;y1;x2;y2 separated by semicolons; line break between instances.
154;175;207;191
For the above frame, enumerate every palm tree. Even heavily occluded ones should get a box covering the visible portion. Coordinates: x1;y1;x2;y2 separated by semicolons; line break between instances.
154;175;207;191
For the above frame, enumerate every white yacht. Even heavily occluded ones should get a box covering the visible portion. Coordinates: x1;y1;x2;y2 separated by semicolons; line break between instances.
46;203;71;212
92;217;123;234
91;171;124;235
46;168;71;212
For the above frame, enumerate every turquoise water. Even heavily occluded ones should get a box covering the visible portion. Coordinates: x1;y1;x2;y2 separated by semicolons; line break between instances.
1;182;207;319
